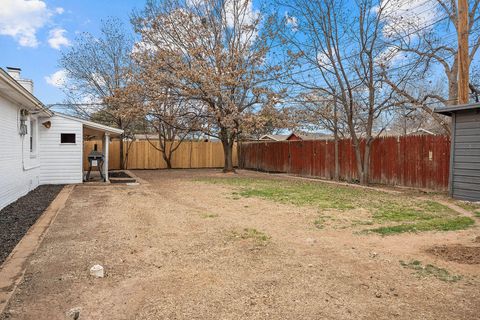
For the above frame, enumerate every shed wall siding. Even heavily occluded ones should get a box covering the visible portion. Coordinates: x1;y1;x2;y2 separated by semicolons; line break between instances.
452;109;480;201
39;115;83;184
0;95;40;209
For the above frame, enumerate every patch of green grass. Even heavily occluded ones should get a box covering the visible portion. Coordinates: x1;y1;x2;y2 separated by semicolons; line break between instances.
369;217;475;235
373;201;452;222
400;260;462;282
201;212;219;218
232;228;270;243
198;177;362;210
197;177;475;234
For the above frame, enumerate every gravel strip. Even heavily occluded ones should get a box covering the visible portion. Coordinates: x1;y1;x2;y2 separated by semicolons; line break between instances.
0;185;64;265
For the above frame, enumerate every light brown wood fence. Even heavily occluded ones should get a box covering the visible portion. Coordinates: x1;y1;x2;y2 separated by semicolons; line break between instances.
83;140;237;170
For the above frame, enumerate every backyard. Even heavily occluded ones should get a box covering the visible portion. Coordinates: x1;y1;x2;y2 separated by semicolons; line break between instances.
1;169;479;319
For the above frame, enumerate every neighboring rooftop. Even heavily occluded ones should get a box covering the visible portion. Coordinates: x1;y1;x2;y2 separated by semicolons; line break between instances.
259;134;290;141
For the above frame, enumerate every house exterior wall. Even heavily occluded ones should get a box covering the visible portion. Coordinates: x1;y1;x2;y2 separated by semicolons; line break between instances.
451;109;480;201
39;115;83;184
0;95;41;209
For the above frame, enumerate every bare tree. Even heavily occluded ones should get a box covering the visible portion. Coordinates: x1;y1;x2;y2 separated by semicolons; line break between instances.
60;18;137;169
382;0;480;134
470;64;480;102
142;94;200;169
131;0;281;172
280;0;397;184
293;92;350;180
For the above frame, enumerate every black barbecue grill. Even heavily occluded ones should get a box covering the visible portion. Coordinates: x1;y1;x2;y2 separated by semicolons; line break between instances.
85;144;105;181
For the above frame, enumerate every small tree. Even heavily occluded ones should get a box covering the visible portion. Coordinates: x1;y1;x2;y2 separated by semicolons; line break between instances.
60;18;137;169
131;0;280;172
142;94;200;169
109;64;203;169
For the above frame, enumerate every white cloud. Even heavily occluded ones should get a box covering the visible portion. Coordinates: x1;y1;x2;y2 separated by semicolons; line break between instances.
375;46;404;67
45;69;67;88
0;0;66;47
285;12;298;31
48;28;70;49
225;0;259;29
0;0;52;47
316;52;333;70
186;0;259;29
380;0;439;39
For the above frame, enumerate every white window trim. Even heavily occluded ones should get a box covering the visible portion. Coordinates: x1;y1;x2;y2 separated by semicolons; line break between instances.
29;117;38;158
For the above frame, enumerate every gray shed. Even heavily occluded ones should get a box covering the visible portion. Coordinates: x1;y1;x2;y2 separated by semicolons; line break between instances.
435;103;480;201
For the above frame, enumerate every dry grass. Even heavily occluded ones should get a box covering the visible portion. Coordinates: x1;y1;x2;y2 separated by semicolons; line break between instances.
198;177;474;234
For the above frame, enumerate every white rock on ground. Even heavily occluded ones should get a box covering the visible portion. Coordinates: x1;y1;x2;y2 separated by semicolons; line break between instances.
89;264;104;278
66;307;81;319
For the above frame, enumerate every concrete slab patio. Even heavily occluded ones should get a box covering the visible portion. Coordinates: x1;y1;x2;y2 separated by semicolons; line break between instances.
0;169;479;319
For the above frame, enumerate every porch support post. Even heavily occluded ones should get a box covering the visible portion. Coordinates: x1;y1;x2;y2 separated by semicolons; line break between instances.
103;133;110;182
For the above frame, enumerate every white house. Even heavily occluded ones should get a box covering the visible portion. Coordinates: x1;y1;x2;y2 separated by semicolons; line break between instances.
0;67;123;210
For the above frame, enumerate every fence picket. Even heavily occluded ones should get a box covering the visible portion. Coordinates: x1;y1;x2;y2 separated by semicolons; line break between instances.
83;140;237;170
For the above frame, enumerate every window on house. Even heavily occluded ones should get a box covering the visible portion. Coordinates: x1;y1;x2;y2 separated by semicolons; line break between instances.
30;119;36;154
61;133;76;144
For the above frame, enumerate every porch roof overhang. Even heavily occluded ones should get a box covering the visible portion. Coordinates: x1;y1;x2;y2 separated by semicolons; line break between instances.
54;112;124;138
434;103;480;116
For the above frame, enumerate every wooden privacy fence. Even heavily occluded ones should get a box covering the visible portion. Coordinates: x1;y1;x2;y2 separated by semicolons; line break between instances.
239;135;451;191
83;140;237;170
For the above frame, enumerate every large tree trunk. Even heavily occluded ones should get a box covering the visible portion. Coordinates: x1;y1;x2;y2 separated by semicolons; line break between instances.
362;141;372;186
447;63;458;105
222;140;235;172
163;154;173;169
351;135;370;185
220;128;235;173
352;139;372;186
353;143;365;185
334;135;339;181
162;141;173;169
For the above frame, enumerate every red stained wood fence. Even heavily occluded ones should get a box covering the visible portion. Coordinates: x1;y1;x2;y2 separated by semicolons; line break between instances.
239;135;451;191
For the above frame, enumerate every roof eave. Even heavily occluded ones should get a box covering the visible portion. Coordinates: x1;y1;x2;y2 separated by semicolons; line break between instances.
0;68;52;117
54;112;124;136
434;103;480;116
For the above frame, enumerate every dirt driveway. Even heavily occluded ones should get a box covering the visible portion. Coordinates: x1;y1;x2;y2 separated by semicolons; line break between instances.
1;169;479;319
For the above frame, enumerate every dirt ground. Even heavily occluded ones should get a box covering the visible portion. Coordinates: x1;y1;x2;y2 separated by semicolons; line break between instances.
1;169;479;320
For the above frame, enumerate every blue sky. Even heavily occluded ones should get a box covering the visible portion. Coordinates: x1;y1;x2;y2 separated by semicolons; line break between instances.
0;0;469;107
0;0;145;105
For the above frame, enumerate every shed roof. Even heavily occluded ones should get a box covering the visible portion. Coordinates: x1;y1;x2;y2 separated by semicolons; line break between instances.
434;102;480;116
